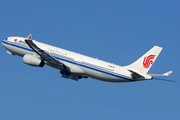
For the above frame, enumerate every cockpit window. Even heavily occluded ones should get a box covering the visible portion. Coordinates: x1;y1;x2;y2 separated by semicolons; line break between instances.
5;38;8;40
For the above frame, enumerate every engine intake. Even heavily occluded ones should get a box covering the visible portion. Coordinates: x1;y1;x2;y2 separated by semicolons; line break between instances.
23;54;44;67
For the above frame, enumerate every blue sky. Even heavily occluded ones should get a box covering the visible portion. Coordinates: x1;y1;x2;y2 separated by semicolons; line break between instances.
0;0;180;120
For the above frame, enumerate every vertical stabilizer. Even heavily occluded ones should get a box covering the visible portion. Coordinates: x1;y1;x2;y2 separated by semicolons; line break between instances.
125;46;163;74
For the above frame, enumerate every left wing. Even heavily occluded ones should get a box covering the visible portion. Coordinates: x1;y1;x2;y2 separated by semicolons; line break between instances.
25;34;69;71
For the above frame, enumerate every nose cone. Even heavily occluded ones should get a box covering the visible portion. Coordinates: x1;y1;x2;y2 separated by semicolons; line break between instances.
2;37;11;50
2;37;8;48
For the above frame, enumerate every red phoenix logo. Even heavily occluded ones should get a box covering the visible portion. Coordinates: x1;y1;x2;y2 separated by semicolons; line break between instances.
143;55;156;69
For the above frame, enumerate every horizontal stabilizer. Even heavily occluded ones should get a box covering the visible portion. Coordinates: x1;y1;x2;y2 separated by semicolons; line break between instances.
163;71;172;76
148;71;172;76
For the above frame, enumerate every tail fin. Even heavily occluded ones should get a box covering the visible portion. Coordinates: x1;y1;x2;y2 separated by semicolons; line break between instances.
125;46;163;74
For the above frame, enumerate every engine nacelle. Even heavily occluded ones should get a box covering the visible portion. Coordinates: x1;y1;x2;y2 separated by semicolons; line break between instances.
23;54;44;67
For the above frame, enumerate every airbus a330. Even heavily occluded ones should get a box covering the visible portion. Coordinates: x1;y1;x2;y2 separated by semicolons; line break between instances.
2;34;172;82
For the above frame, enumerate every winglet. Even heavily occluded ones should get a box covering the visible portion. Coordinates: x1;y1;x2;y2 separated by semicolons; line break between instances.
27;34;32;40
163;71;172;76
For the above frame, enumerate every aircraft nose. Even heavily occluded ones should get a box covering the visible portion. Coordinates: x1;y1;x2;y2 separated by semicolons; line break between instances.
2;38;7;48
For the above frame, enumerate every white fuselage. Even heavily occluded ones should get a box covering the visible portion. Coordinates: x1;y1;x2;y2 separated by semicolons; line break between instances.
2;36;140;82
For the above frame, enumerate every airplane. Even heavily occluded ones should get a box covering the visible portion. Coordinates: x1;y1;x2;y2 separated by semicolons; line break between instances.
2;34;173;82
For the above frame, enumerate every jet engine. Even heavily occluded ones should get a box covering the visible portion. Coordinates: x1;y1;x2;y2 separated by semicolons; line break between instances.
23;54;44;67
